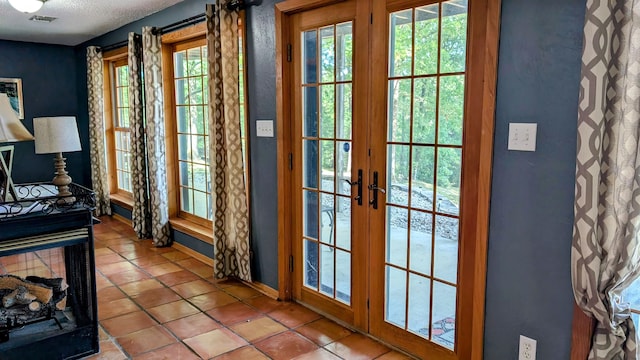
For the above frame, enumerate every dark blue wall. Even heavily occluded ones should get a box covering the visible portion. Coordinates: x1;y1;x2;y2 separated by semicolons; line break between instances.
0;40;81;185
484;0;585;358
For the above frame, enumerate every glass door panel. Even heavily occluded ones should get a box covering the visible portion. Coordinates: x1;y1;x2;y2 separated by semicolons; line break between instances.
298;14;356;312
379;0;468;353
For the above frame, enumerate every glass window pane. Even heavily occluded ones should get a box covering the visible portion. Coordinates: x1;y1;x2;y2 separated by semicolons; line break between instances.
385;266;407;328
303;190;319;240
179;161;191;188
320;193;334;245
336;141;351;197
187;47;203;76
180;187;193;213
175;79;189;105
193;190;208;218
413;77;437;144
408;273;431;338
336;83;352;140
387;144;410;207
177;106;189;133
178;134;190;161
304;239;319;290
320;140;334;193
389;9;413;77
336;249;350;304
441;0;468;73
193;164;208;192
303;30;318;84
410;210;432;276
386;206;408;268
303;86;319;137
335;195;351;251
320;26;335;83
388;79;412;143
414;4;439;76
189;77;203;105
336;22;353;82
320;85;335;138
438;75;464;146
320;244;334;297
436;148;461;216
432;282;456;350
174;50;187;77
410;146;435;211
303;139;318;189
434;215;458;284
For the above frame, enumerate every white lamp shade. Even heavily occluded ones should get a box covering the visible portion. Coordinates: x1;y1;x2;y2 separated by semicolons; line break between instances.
34;116;82;154
8;0;44;13
0;93;34;142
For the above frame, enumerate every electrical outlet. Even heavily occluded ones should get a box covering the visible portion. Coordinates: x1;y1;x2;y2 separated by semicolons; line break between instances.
519;335;537;360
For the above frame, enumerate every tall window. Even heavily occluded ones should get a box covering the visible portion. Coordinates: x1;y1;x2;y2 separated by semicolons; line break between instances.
166;22;248;228
104;51;133;202
113;61;132;194
173;39;211;222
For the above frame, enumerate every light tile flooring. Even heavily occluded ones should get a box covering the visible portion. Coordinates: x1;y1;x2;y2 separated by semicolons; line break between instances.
87;217;411;359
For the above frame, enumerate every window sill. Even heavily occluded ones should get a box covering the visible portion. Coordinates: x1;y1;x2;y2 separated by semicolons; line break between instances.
110;193;133;210
169;218;213;245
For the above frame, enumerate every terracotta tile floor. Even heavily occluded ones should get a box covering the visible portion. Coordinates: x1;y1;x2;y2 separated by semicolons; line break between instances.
85;216;413;359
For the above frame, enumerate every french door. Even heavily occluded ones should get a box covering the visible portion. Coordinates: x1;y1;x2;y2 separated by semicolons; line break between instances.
277;0;499;358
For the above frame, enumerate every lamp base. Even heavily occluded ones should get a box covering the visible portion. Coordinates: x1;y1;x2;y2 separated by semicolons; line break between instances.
52;152;75;204
0;145;18;202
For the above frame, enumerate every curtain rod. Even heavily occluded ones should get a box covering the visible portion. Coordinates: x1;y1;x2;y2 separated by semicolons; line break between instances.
97;33;140;53
152;0;261;35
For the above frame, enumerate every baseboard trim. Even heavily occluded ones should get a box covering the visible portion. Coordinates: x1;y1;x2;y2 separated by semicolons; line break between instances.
172;242;212;266
171;243;279;299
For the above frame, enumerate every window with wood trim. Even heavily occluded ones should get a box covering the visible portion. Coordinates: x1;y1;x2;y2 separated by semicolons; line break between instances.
164;20;249;229
104;51;133;203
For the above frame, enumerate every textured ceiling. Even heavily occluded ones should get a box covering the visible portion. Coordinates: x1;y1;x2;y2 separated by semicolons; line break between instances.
0;0;184;46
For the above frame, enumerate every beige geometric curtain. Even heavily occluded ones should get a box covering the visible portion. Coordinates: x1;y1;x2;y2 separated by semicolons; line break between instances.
128;32;152;239
207;2;251;282
86;46;112;216
572;1;640;358
141;27;171;247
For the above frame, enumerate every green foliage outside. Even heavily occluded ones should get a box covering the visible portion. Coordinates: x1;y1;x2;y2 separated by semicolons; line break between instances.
317;7;468;208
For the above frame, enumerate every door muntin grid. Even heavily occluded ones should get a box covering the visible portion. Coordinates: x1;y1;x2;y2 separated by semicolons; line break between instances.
384;0;467;351
301;22;354;305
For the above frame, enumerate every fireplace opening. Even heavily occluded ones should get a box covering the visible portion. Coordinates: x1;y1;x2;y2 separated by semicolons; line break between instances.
0;228;98;359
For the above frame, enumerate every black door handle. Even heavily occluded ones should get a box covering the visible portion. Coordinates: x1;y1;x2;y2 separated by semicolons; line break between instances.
344;169;363;206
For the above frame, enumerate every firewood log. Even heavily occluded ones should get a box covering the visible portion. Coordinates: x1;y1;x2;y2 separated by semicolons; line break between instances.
28;301;41;312
0;275;53;304
2;286;35;307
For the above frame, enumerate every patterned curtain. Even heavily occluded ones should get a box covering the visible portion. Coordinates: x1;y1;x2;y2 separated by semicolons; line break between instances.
128;32;152;239
572;1;640;358
141;27;171;246
206;2;251;282
86;47;112;216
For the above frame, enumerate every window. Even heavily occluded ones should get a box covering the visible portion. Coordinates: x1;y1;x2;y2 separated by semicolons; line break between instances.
163;20;249;231
104;50;133;204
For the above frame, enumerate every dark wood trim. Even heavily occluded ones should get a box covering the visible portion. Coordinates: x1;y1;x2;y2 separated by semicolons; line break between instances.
275;0;346;14
571;302;595;360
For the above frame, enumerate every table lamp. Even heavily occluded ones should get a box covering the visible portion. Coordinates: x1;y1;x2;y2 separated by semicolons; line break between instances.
33;116;82;203
0;93;34;202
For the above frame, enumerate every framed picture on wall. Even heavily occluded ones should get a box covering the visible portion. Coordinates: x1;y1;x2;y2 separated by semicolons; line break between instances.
0;78;23;119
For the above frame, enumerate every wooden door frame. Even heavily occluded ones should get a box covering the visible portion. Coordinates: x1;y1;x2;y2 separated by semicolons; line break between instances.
275;0;348;302
276;0;501;358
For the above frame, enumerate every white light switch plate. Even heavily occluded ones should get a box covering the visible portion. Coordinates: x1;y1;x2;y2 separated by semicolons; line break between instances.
256;120;274;137
508;123;537;151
